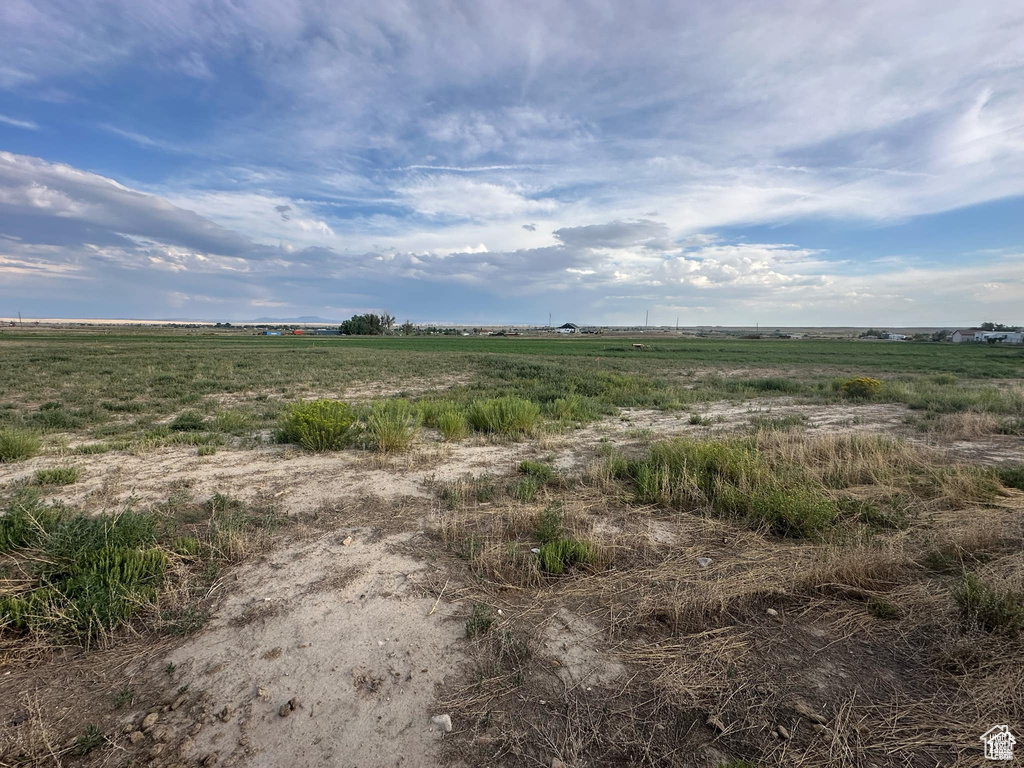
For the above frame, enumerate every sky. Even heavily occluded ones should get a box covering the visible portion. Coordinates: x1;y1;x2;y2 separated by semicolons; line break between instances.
1;1;1023;327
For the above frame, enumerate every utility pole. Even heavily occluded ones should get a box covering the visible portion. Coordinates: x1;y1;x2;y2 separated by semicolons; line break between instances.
676;317;679;332
645;310;649;330
18;311;22;326
548;312;552;330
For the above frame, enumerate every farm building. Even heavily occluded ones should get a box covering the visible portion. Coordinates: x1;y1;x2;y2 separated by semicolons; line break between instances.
979;331;1024;344
951;329;979;343
556;322;580;334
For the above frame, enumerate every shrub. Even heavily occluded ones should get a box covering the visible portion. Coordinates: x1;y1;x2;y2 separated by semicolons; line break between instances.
0;427;41;462
73;725;104;756
953;573;1024;635
366;399;420;452
465;603;494;637
467;396;541;438
867;598;902;620
169;411;206;432
840;377;883;399
197;445;217;456
435;410;470;441
538;537;596;575
33;466;80;486
536;504;563;544
546;393;602;422
31;407;82;430
278;399;359;451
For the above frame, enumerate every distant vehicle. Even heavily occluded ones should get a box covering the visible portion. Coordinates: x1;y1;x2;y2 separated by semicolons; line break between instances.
262;331;281;336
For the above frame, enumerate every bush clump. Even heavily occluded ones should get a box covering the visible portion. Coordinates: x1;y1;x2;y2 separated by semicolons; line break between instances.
0;427;41;463
538;538;596;575
366;399;420;452
467;396;541;438
169;411;206;432
33;466;81;486
623;438;838;537
839;376;883;399
953;573;1024;635
278;399;359;451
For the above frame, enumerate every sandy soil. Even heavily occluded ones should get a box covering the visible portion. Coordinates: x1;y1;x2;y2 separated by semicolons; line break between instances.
158;531;462;768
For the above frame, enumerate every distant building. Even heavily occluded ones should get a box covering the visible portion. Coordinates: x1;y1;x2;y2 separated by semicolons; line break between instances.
883;333;907;340
262;331;281;336
979;332;1024;345
556;322;580;334
951;329;979;343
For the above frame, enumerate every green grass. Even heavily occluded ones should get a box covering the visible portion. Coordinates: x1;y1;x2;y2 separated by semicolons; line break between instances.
518;459;556;483
366;398;420;452
621;439;839;538
0;427;41;462
537;537;596;575
73;725;104;756
32;465;81;485
169;411;206;431
467;396;541;437
953;573;1024;635
0;495;167;643
535;504;564;544
997;465;1024;491
277;399;359;451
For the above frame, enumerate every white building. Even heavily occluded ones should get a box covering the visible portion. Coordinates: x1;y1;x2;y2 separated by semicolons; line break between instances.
951;329;979;343
556;322;580;334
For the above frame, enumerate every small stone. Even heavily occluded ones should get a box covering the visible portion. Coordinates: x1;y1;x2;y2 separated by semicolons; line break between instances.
200;754;219;766
706;715;726;733
149;743;166;757
129;731;145;745
151;725;173;743
217;705;233;723
189;722;203;736
279;697;299;717
551;760;566;768
171;694;188;711
696;556;713;568
342;536;353;546
430;714;453;733
141;712;159;730
776;724;791;740
766;608;778;617
794;700;828;725
530;548;541;554
257;687;269;699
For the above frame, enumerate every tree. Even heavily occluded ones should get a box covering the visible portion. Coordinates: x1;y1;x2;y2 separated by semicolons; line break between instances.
338;313;396;336
980;321;1021;332
401;320;414;336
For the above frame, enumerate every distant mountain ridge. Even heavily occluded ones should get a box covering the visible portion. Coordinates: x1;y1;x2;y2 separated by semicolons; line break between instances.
251;316;339;324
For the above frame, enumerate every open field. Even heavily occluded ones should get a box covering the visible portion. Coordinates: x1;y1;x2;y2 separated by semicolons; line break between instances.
1;330;1023;767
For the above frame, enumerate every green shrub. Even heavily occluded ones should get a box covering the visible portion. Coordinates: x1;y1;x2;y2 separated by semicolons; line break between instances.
467;396;541;438
278;399;359;451
75;442;113;455
839;377;883;399
953;573;1024;635
31;407;82;430
465;603;494;637
538;537;596;575
546;393;603;422
536;504;563;544
197;445;217;456
0;493;65;552
0;427;41;462
32;466;80;486
435;409;470;441
518;459;556;484
366;399;420;452
867;598;902;620
169;411;206;432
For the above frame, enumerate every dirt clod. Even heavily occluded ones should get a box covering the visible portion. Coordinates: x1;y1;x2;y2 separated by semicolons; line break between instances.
776;724;791;740
216;704;233;722
141;712;159;730
129;730;145;745
430;714;452;733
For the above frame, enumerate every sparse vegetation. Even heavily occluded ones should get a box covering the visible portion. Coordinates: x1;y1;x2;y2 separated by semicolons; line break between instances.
954;573;1024;635
467;396;541;438
465;603;494;637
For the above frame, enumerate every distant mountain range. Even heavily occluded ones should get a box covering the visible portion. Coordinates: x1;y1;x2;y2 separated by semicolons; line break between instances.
251;316;339;324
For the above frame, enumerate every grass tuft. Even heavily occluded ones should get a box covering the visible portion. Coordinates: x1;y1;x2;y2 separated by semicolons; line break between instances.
537;537;596;575
0;427;41;462
278;399;359;451
366;398;420;452
467;396;541;438
465;603;495;637
32;465;81;486
953;572;1024;635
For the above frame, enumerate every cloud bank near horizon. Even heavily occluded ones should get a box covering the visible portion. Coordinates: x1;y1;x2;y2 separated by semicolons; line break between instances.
1;0;1023;324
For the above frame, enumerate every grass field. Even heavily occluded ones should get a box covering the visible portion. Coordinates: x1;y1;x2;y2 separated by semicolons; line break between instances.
1;329;1023;767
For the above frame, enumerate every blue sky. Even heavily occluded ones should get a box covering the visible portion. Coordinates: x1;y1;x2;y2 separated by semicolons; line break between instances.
1;1;1023;326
